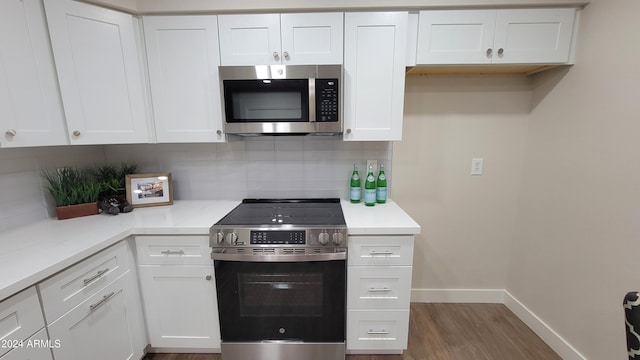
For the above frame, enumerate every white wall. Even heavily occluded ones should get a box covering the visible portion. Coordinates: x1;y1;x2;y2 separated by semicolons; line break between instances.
507;1;640;359
393;76;531;296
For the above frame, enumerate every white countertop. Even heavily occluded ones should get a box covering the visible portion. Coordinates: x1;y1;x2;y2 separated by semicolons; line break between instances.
341;199;421;235
0;199;419;302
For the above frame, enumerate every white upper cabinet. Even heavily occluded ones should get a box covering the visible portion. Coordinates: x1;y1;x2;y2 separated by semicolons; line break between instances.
280;13;344;65
417;8;576;65
0;0;68;148
43;0;151;145
218;13;343;66
144;16;225;143
493;9;577;64
343;12;407;141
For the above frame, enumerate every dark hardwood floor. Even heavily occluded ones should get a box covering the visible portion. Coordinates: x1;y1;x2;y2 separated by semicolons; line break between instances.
143;303;560;360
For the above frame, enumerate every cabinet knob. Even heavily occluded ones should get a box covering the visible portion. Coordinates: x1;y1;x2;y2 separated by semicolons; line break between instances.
5;129;16;137
486;48;493;57
273;52;280;61
72;130;81;137
497;48;504;56
216;129;222;135
205;275;212;281
346;128;351;134
283;51;290;61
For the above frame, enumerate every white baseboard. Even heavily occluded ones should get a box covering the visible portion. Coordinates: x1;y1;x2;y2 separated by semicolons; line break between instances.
411;288;505;303
503;291;586;360
410;288;586;360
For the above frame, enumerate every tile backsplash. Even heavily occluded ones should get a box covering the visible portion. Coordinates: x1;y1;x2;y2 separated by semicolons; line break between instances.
0;145;105;232
104;137;392;200
0;137;392;231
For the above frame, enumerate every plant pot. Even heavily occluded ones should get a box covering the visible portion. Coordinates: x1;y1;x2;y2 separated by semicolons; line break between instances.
55;202;99;220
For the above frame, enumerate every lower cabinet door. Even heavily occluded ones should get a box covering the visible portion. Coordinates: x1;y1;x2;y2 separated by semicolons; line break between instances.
138;265;221;349
347;310;410;352
47;273;144;360
0;328;53;360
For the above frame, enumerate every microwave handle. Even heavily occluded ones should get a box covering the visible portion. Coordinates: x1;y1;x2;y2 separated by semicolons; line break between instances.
309;78;316;123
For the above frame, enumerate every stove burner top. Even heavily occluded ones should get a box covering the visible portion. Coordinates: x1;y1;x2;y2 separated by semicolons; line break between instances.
216;198;346;226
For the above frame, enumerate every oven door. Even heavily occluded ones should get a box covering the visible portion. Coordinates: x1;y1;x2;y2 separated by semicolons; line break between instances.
214;259;346;343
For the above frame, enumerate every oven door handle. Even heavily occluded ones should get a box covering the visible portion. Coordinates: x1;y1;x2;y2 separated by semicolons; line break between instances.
211;251;346;262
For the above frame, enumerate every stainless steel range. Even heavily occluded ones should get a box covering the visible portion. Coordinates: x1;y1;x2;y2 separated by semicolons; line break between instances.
210;199;347;360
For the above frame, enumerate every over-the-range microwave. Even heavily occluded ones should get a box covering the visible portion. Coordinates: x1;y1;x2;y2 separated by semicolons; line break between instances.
219;65;342;136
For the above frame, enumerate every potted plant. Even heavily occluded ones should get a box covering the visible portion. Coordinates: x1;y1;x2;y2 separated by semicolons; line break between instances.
94;163;137;215
42;167;102;220
94;163;138;199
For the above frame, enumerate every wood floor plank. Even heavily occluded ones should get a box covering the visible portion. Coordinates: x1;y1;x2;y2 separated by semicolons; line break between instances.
143;303;560;360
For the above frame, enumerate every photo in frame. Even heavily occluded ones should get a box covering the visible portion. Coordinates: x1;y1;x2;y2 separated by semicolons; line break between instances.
125;173;173;208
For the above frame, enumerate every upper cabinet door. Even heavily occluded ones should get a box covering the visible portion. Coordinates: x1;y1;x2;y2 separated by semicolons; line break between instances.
44;0;151;145
218;14;281;66
0;0;68;148
417;8;577;65
343;12;407;141
144;16;225;143
416;10;496;65
493;8;576;64
280;13;344;65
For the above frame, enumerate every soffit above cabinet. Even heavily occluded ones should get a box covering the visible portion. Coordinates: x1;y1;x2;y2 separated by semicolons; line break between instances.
79;0;589;14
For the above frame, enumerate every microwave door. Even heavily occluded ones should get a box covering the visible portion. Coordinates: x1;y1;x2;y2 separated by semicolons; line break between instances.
224;79;309;123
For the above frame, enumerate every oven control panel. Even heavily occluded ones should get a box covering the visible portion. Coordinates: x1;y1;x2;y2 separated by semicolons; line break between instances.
211;227;347;248
250;230;305;245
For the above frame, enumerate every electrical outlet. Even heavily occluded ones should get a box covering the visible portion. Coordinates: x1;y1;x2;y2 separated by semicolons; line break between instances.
366;160;378;173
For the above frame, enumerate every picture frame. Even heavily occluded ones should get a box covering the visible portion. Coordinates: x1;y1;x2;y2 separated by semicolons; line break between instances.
125;173;173;208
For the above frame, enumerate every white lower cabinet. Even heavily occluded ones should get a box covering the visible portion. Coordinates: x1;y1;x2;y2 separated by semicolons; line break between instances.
47;274;143;360
347;235;414;354
135;236;220;351
38;240;146;360
0;328;53;360
0;287;48;359
347;310;410;352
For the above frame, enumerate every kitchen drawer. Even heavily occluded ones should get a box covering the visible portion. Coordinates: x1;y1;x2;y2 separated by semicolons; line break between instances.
38;241;130;324
0;287;45;357
47;273;141;360
135;236;211;265
348;236;414;266
0;328;53;360
347;309;410;351
347;266;412;310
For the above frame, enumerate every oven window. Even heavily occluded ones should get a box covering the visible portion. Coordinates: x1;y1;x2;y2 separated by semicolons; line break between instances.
239;273;322;317
224;79;309;123
215;260;345;342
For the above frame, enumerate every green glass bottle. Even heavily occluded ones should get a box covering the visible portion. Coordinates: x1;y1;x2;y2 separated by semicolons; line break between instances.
349;165;361;203
376;164;387;204
364;165;376;206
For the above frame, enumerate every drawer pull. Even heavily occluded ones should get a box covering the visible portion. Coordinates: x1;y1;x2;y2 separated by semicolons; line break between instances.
161;250;185;256
370;250;394;256
367;329;390;335
89;292;116;313
368;287;391;293
83;268;109;286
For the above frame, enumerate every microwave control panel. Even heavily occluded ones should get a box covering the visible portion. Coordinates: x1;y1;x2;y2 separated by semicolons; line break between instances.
315;79;339;122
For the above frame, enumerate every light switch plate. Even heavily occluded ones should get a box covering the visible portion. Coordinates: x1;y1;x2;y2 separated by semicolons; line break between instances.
471;158;484;175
